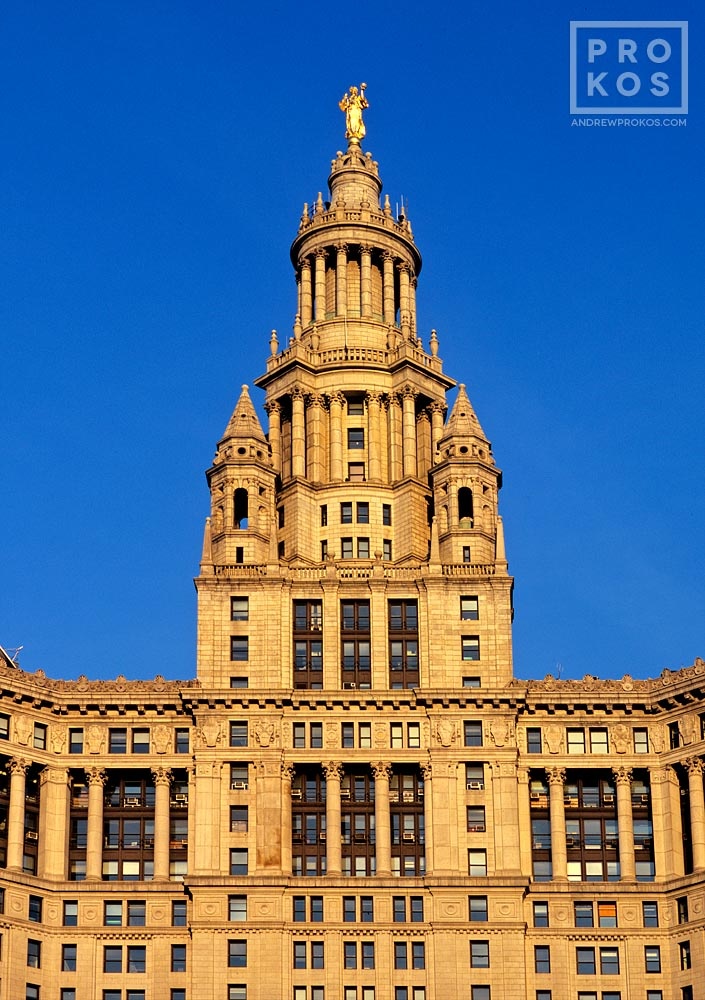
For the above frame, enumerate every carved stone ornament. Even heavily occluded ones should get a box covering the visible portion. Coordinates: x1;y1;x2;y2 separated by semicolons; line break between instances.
51;727;66;754
152;725;171;754
322;762;344;781
650;724;665;754
85;766;107;787
8;757;29;777
545;766;566;786
151;766;172;787
13;715;32;746
281;763;296;783
489;718;512;748
434;719;457;748
86;725;106;754
253;720;278;748
612;766;633;786
544;724;563;754
371;762;392;782
611;723;630;755
197;718;222;749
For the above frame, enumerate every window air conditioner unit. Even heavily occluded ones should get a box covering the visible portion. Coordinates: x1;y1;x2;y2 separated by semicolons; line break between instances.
26;830;38;841
231;781;247;790
468;825;484;833
174;793;187;802
402;791;414;802
291;790;302;799
603;793;615;803
343;682;356;689
467;781;482;790
124;797;140;806
402;832;415;841
340;789;351;798
319;832;326;841
530;792;540;800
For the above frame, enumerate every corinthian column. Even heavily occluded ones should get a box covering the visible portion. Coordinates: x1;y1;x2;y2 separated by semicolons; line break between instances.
367;392;382;481
401;387;417;478
85;766;107;881
323;762;343;876
429;402;445;461
6;758;29;870
336;244;348;317
388;393;402;481
265;401;281;475
281;764;295;876
686;757;705;871
612;766;635;880
383;252;396;325
360;245;372;318
291;388;306;478
328;392;345;482
546;767;567;882
300;258;313;327
398;264;411;338
372;762;392;876
314;249;327;322
152;766;172;881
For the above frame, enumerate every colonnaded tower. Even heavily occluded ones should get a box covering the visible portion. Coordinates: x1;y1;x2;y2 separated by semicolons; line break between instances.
0;88;703;1000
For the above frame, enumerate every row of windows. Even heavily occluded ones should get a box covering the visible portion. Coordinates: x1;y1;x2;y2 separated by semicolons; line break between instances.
19;991;694;1000
230;596;479;622
533;899;668;928
526;727;651;755
294;722;424;749
231;635;481;664
321;501;393;525
45;727;191;755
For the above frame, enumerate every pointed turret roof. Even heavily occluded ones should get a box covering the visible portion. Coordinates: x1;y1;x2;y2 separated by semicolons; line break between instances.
220;384;267;444
440;383;489;445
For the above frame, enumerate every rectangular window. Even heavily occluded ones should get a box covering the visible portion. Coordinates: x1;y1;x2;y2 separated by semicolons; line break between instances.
230;676;248;688
408;723;420;748
567;728;586;754
598;901;617;927
533;901;549;927
463;675;481;688
172;900;187;926
468;849;487;876
28;895;43;922
634;728;649;752
26;988;40;1000
310;723;323;748
462;546;471;562
0;712;9;739
534;946;550;973
230;722;248;747
471;989;491;1000
410;897;424;922
393;897;406;922
173;728;190;753
526;728;542;753
642;901;659;927
341;502;353;524
677;896;689;923
27;939;41;968
127;945;146;973
105;901;123;926
645;946;661;973
132;729;150;754
294;896;307;922
33;723;47;749
357;502;369;523
320;504;328;526
679;941;691;970
357;537;370;559
321;540;328;560
361;941;374;968
344;941;357;969
589;728;609;754
383;539;392;561
231;596;249;620
536;994;552;1000
466;764;484;790
469;895;488;921
600;947;619;974
109;728;127;754
464;721;483;747
228;940;247;967
230;637;249;661
574;902;594;927
412;942;425;969
310;896;323;921
104;946;123;973
360;896;373;921
230;849;248;875
229;896;247;921
382;504;392;525
348;462;365;481
68;728;83;753
394;941;407;969
348;428;364;449
461;636;480;660
293;941;306;968
471;941;490;968
61;991;77;1000
341;537;353;558
646;993;663;1000
460;596;479;619
63;900;78;926
127;901;146;926
576;947;596;974
171;944;187;972
172;992;187;1000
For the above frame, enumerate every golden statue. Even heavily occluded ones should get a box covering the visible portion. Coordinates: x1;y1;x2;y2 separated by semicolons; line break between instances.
339;83;368;142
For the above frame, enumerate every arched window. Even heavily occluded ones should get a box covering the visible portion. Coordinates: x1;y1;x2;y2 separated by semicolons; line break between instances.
458;487;474;527
234;489;249;529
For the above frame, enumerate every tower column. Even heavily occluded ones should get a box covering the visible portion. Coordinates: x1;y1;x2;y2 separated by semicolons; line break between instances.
686;757;705;871
382;252;395;325
328;392;345;482
612;766;636;880
398;263;411;338
281;764;295;876
38;766;69;879
314;249;327;322
367;392;382;481
291;388;306;478
401;387;417;478
388;393;403;481
323;762;343;876
372;762;392;876
152;766;172;881
6;758;29;870
300;257;313;327
546;766;567;882
336;244;348;317
421;763;433;874
410;276;418;336
360;245;372;318
85;766;107;881
265;401;282;475
430;402;445;462
307;394;325;482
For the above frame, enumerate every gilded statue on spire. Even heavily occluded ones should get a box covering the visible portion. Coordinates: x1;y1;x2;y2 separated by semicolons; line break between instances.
339;83;368;143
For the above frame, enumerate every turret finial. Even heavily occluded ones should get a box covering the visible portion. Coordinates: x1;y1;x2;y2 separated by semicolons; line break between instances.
339;83;368;144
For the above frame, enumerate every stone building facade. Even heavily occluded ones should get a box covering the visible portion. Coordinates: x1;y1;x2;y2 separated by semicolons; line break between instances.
0;100;703;1000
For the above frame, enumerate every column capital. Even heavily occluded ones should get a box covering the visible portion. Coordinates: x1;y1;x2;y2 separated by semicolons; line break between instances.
429;400;446;415
307;392;326;410
685;757;705;776
396;261;411;275
612;766;633;786
298;255;311;271
314;247;328;261
281;763;296;783
387;391;401;408
85;766;108;787
8;757;29;777
382;250;395;263
291;385;305;401
335;242;349;254
327;391;346;409
39;765;69;787
545;766;566;786
420;763;432;782
264;400;281;416
359;243;372;257
401;385;417;401
371;762;392;781
323;762;344;781
151;766;173;787
366;391;382;406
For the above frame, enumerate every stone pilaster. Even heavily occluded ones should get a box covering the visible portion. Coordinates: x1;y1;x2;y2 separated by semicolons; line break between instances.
38;766;69;880
685;757;705;871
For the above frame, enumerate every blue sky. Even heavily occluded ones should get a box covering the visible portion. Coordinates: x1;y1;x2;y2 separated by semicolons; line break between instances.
1;1;703;683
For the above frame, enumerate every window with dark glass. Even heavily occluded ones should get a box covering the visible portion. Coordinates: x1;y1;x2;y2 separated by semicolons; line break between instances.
341;537;354;558
527;728;542;753
599;947;619;974
63;901;78;926
33;723;47;750
228;940;247;967
230;637;249;661
678;896;689;923
231;597;249;621
175;728;189;754
462;636;480;660
171;944;187;972
383;539;392;561
68;729;83;753
576;947;596;974
320;504;328;526
230;722;248;747
109;729;127;754
294;600;323;689
642;901;659;927
471;941;490;968
172;900;187;925
27;939;41;968
348;428;364;449
467;806;486;832
382;504;392;525
357;502;369;523
388;600;419;688
533;901;549;927
341;601;371;688
28;896;42;922
357;537;370;559
341;502;353;524
460;596;479;620
104;946;122;973
464;721;483;747
230;849;248;875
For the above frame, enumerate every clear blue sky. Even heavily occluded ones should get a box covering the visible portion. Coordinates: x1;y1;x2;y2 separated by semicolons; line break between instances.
1;1;703;683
